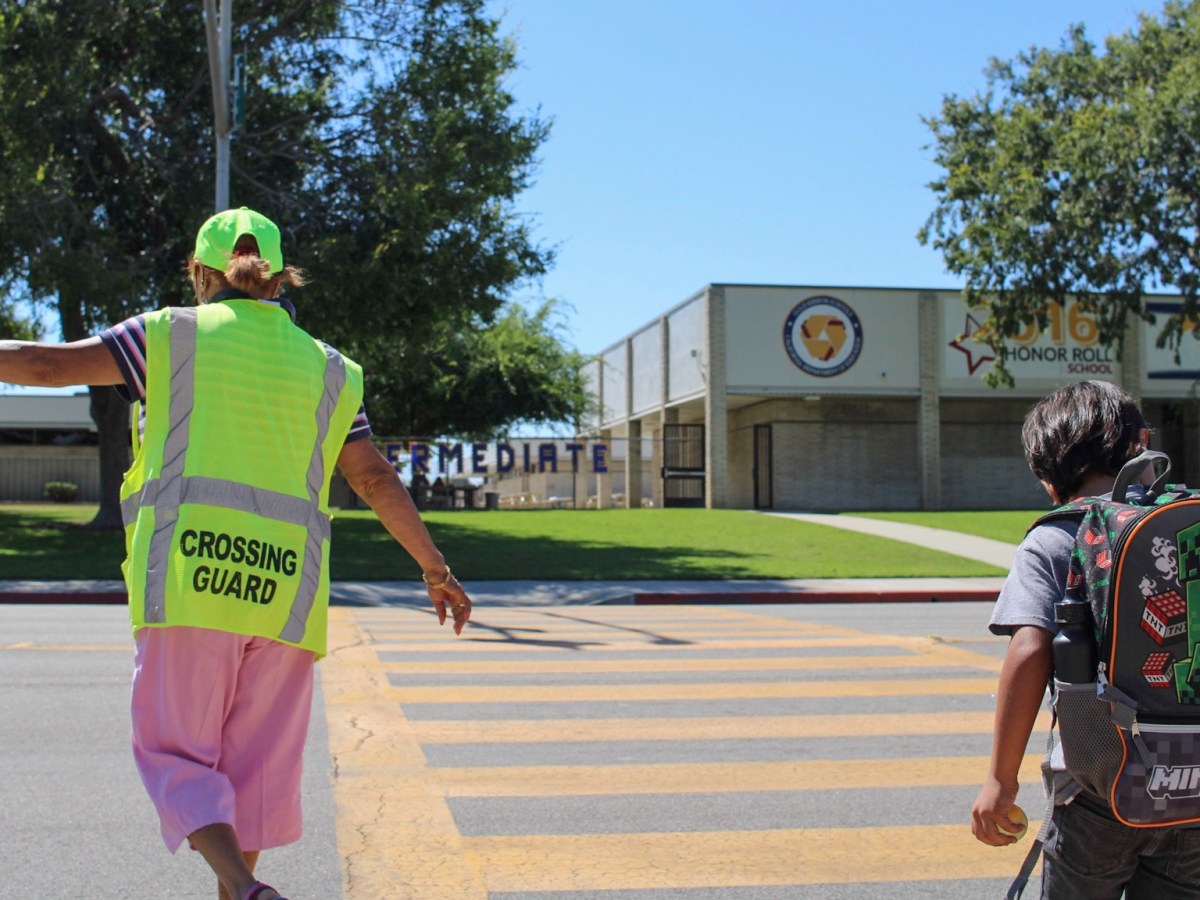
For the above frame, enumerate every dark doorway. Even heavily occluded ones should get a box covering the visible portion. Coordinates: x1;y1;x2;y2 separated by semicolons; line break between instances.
753;424;773;509
662;423;705;508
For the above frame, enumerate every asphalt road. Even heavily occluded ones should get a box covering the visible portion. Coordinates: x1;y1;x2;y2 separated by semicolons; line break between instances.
0;606;343;899
0;601;1041;899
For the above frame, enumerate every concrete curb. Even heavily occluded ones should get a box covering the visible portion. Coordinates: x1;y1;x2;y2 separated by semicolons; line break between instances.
621;588;1002;605
0;578;1006;607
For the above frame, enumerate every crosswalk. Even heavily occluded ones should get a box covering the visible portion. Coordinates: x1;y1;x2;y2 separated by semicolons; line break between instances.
320;604;1046;898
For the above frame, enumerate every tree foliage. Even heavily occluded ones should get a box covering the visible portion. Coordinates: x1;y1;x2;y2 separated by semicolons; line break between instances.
364;298;592;438
919;0;1200;383
0;0;584;523
290;0;573;435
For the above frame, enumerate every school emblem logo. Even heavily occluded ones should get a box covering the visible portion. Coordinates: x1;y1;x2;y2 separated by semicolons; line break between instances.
783;295;864;377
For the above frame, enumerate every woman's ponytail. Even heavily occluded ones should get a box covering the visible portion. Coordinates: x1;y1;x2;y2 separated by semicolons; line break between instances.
189;254;308;303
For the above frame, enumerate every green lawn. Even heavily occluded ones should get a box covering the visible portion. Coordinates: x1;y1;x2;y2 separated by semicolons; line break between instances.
0;504;1008;581
852;510;1045;544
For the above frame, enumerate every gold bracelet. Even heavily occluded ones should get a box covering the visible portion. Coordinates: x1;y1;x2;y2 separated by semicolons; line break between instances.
422;565;452;588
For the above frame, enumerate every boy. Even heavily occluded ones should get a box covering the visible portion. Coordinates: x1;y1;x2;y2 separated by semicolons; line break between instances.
973;379;1200;899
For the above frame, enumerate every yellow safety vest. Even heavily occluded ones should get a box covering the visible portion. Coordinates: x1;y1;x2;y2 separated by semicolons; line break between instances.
119;300;363;657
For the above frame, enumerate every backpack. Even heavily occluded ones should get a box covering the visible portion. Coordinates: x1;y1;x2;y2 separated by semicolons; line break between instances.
1008;450;1200;898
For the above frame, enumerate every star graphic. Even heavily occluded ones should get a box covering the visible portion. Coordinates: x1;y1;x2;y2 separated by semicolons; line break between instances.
948;311;995;376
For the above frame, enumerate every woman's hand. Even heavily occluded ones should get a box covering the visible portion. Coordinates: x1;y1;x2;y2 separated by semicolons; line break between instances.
424;568;472;635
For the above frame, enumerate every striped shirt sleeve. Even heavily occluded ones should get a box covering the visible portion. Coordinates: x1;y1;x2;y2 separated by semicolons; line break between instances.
98;315;147;403
346;403;373;443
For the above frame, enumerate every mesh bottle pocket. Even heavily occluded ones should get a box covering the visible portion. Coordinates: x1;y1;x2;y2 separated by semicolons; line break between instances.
1053;680;1123;799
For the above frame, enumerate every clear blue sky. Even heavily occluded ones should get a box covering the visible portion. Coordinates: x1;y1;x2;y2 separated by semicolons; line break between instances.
485;0;1152;354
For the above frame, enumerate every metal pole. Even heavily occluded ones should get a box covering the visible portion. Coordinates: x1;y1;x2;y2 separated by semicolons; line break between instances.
203;0;232;211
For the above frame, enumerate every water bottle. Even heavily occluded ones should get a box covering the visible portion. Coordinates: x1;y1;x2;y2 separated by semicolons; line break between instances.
1053;598;1098;683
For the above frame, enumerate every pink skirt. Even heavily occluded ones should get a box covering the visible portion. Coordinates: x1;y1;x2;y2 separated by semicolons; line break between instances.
131;625;316;853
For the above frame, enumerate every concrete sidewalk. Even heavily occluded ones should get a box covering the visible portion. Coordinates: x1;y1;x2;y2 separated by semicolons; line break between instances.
765;511;1019;569
0;512;1015;605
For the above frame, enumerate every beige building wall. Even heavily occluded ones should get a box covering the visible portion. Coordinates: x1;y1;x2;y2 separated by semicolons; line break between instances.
939;398;1045;509
727;422;755;510
667;295;707;403
725;394;1106;511
728;398;920;511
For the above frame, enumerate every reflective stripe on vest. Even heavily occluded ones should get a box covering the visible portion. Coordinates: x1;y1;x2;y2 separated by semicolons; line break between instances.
287;341;346;644
122;306;346;643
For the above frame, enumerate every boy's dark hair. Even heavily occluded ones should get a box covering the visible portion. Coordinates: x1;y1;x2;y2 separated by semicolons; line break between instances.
1022;380;1147;501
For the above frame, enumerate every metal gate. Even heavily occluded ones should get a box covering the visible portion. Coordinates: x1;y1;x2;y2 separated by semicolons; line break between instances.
753;424;773;509
662;423;705;508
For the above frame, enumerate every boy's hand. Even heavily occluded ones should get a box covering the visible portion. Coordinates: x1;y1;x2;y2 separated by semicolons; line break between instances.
973;625;1051;846
972;776;1021;846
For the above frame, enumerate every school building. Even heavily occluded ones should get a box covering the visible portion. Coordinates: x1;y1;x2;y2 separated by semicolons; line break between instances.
4;285;1198;511
577;284;1200;511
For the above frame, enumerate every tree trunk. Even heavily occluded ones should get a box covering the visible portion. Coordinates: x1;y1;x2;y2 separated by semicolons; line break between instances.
87;385;131;530
57;288;131;531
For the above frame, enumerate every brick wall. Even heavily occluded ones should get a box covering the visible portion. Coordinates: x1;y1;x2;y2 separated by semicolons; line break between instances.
939;398;1043;509
721;395;1081;511
729;398;920;511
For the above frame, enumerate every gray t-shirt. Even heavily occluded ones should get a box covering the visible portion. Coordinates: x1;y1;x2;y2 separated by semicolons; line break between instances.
989;518;1078;636
989;489;1148;637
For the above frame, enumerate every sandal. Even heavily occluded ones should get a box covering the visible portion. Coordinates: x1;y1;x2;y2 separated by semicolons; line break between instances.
244;884;288;900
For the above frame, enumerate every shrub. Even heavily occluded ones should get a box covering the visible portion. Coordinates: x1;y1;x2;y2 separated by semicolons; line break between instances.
43;482;79;503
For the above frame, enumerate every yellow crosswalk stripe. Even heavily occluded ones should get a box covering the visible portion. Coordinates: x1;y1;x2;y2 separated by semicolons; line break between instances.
384;653;973;672
372;628;883;643
463;825;1040;892
435;754;1044;796
405;711;1051;744
389;677;998;703
369;637;983;652
379;653;984;674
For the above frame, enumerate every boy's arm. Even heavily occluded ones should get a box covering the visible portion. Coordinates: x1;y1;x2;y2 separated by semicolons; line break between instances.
972;624;1053;846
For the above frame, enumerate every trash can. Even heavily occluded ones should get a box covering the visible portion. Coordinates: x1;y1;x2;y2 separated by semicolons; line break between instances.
484;491;500;511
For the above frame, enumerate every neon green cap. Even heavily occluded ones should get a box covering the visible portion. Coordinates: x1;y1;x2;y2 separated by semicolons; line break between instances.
193;207;284;274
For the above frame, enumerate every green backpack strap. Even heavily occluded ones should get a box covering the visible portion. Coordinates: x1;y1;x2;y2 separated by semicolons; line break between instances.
1028;499;1090;535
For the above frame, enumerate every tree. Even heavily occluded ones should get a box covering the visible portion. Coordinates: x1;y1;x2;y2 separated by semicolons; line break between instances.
291;0;564;436
0;0;578;525
364;298;592;438
919;1;1200;384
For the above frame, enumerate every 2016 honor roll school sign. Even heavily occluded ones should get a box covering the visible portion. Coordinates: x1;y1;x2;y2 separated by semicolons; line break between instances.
942;297;1120;389
731;287;1191;395
944;296;1200;395
381;440;610;476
